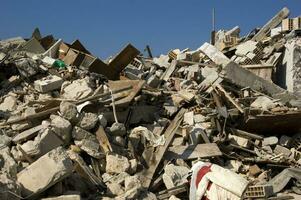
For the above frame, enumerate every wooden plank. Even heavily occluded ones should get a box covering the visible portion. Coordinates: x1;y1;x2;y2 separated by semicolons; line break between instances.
161;60;177;81
12;124;48;143
242;64;274;69
216;84;244;113
108;80;145;107
229;128;263;140
95;126;112;153
139;108;186;189
164;143;222;160
252;7;289;42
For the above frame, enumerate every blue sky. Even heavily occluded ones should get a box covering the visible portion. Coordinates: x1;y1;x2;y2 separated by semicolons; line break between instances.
0;1;300;59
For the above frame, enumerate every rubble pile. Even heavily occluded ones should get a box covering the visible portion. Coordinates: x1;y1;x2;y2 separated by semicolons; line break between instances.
1;6;301;200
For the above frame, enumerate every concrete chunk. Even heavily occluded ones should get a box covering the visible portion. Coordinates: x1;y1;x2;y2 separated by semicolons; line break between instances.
0;96;17;112
17;147;73;197
51;115;72;144
162;164;189;189
78;112;98;130
109;122;126;136
106;153;130;174
72;126;102;158
60;101;78;124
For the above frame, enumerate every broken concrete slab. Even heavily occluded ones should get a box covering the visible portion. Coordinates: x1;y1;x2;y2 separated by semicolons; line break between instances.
61;79;93;100
224;61;295;103
17;147;73;197
198;42;230;67
21;128;63;158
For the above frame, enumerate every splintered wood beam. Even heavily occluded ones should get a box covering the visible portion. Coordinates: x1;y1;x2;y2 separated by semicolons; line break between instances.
252;7;289;42
139;108;186;189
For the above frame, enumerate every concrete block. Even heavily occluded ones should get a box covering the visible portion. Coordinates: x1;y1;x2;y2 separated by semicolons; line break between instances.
244;185;273;198
61;79;93;100
34;75;63;93
17;147;73;197
164;105;178;117
102;172;130;185
193;114;206;123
